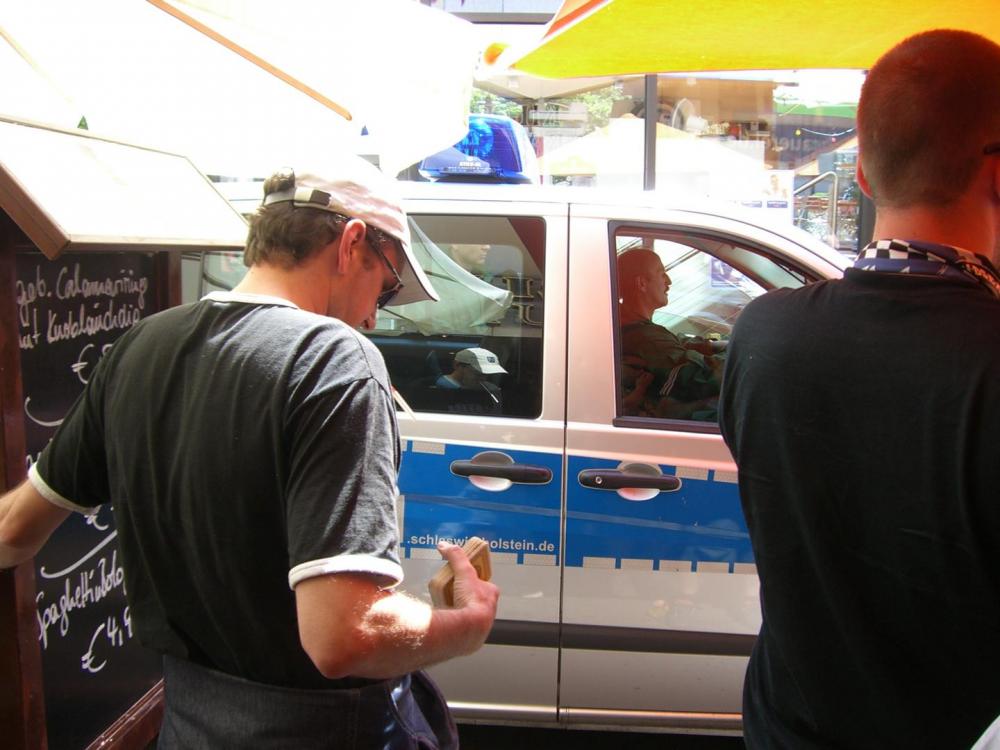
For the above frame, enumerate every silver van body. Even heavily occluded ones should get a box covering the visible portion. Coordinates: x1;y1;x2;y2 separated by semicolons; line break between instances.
376;183;848;734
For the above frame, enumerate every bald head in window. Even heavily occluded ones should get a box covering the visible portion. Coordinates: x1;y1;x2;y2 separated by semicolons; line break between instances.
617;248;671;325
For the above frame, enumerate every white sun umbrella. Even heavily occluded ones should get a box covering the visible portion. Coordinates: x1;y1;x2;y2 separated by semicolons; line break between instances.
539;115;768;196
0;0;482;178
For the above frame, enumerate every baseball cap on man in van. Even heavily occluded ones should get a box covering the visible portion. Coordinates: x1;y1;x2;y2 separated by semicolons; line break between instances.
454;347;507;375
260;156;439;306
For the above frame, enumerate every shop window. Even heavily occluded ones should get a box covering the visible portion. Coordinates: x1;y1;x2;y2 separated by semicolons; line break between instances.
652;72;862;253
181;250;247;303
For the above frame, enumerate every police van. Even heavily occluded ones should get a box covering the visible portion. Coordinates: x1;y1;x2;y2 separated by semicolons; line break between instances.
193;178;847;735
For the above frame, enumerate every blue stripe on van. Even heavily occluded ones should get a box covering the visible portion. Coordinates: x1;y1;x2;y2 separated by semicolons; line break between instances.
397;443;754;572
565;455;753;571
398;443;561;564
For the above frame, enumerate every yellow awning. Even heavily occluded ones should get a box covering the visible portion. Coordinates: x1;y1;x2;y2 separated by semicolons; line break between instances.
494;0;1000;78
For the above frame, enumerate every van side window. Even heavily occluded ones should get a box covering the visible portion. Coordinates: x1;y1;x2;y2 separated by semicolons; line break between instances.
368;214;545;419
181;250;247;303
614;229;808;425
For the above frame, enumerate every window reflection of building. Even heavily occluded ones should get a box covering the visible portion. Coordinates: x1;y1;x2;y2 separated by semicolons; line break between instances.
499;275;543;327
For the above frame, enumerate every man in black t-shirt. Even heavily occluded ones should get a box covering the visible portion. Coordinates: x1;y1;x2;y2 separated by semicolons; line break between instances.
0;156;498;748
720;31;1000;750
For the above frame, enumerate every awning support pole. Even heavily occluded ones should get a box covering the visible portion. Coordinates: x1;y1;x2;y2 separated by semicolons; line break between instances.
643;74;657;191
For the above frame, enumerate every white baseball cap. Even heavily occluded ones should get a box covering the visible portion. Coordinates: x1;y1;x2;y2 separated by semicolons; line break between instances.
454;347;507;375
259;156;438;306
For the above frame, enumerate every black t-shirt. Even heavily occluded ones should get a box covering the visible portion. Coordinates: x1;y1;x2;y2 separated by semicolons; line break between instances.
719;269;1000;749
30;293;403;689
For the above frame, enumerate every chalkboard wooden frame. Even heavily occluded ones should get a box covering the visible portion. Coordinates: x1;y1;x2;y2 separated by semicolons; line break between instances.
1;211;46;750
85;682;165;750
0;212;183;750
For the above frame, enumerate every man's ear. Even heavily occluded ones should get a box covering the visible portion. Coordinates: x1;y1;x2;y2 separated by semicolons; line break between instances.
333;219;367;275
856;157;874;199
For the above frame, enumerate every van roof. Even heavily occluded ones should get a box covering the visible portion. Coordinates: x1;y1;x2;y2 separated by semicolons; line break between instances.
400;181;849;270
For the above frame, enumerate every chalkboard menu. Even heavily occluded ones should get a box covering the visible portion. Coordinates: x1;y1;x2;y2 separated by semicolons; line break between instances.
16;250;164;750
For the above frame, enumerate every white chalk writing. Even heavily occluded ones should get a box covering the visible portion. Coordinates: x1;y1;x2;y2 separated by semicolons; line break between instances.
81;607;134;675
17;262;150;352
54;264;148;308
15;264;50;328
39;530;117;580
46;300;142;345
23;449;43;472
84;511;110;533
36;546;125;650
71;342;114;385
23;397;64;429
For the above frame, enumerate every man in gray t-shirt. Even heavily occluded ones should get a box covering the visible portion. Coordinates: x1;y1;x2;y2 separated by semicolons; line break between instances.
0;156;498;748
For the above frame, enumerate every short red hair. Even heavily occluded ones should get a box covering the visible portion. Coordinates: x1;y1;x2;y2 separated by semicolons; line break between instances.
858;29;1000;208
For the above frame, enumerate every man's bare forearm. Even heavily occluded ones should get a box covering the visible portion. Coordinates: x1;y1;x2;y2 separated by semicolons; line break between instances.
296;543;499;680
0;480;71;569
334;588;495;679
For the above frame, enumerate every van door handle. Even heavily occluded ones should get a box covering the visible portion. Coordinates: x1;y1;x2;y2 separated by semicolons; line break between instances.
578;469;682;492
450;460;552;484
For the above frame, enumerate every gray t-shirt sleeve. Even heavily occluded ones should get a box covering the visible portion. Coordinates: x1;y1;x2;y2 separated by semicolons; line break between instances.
284;371;403;590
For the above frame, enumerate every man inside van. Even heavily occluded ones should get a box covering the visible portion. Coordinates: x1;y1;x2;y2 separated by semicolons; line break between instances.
437;347;506;391
435;347;506;414
719;30;1000;749
0;156;499;748
617;247;722;420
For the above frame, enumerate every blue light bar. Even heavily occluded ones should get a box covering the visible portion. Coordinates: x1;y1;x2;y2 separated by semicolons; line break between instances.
419;114;539;184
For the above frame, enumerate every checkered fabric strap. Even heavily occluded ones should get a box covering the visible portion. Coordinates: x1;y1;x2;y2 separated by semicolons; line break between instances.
855;239;1000;300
